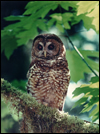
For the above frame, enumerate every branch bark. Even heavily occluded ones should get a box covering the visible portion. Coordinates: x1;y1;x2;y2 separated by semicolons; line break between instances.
1;78;99;133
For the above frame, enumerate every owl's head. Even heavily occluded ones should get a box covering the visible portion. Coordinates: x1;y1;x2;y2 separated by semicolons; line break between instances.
31;34;66;60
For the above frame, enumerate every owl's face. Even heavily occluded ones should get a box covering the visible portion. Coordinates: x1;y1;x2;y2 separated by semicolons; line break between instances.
31;34;66;60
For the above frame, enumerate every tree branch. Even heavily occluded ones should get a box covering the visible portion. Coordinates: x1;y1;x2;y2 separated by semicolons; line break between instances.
1;78;99;133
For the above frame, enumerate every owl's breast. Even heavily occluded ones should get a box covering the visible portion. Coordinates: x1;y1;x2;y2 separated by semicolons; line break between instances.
27;59;70;109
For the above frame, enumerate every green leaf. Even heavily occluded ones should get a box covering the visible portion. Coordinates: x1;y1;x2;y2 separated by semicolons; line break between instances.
86;4;99;32
4;15;24;21
72;97;88;109
71;13;96;31
92;113;99;122
81;102;95;113
81;50;99;72
16;27;38;46
62;12;73;29
50;13;62;22
24;1;45;13
50;13;70;32
63;22;70;29
24;1;58;19
60;1;78;10
25;1;55;10
77;1;98;15
40;3;58;18
89;105;99;117
62;12;73;21
56;22;64;33
24;1;35;9
1;31;18;60
72;85;90;97
2;1;99;60
72;76;99;122
90;76;99;83
4;16;29;34
36;19;47;31
66;50;99;82
16;37;29;46
76;1;99;33
60;2;70;11
47;18;56;28
4;22;23;31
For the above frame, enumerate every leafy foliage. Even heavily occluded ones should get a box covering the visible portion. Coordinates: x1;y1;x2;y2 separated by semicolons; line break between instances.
1;1;99;123
1;1;99;59
77;1;99;32
1;30;18;59
66;50;99;82
72;76;99;122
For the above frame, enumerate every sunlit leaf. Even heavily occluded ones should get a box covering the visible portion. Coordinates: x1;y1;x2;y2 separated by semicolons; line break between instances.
76;1;99;33
71;13;96;31
86;4;99;32
77;1;98;15
72;97;88;109
50;13;62;22
62;13;73;29
66;50;99;82
91;113;99;122
63;22;70;29
72;76;99;122
89;104;99;117
56;22;64;33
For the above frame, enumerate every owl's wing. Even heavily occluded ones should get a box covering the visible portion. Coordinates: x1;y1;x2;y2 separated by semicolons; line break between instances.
27;58;36;79
26;70;30;78
26;65;34;79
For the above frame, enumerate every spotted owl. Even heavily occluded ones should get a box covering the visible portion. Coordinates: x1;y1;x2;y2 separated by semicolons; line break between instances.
27;34;70;111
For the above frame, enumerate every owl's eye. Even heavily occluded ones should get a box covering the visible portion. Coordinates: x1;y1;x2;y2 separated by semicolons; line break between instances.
48;44;54;50
38;44;43;50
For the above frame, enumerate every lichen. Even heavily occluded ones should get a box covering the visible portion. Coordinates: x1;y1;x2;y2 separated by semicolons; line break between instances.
1;78;99;133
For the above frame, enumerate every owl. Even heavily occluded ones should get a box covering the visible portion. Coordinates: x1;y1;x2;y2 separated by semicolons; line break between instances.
27;34;70;111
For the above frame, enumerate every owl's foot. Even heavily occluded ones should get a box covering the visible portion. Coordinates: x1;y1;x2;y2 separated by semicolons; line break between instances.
42;101;49;106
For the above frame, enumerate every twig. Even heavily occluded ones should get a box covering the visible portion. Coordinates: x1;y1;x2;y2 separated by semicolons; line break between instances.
66;33;99;77
58;4;99;77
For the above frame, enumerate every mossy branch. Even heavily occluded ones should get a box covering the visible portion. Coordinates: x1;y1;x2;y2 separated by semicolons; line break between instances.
1;78;99;133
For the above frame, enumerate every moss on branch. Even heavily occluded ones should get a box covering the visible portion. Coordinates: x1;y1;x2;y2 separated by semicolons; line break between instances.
1;78;99;133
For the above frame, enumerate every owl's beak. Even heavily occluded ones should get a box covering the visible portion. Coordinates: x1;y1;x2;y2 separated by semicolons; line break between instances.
44;51;47;57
